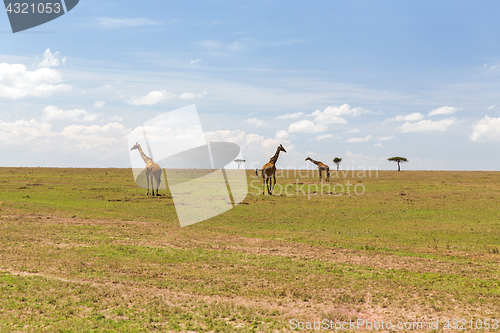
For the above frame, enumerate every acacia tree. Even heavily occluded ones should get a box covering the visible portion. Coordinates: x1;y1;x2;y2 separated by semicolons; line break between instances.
388;156;408;171
333;157;342;171
234;159;246;169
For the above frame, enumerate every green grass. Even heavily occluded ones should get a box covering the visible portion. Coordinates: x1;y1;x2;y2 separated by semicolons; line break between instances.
0;167;499;331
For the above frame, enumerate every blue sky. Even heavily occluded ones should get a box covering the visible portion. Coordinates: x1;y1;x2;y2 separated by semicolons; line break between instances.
1;0;500;170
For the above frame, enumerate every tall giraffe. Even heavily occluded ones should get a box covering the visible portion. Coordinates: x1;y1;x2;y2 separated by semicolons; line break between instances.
255;144;286;195
305;156;330;181
131;142;163;196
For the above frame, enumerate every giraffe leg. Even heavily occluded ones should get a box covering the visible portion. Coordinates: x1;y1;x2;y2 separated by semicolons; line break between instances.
271;172;276;194
326;168;330;181
156;176;160;196
262;171;267;195
146;175;150;195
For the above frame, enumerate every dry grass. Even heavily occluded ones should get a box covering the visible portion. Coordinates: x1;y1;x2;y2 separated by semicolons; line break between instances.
0;167;499;332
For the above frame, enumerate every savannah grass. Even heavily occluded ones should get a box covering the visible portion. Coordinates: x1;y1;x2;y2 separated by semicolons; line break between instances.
0;167;499;331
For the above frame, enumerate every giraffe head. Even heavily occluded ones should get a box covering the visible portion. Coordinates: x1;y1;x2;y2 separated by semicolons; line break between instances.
305;156;312;162
278;144;286;153
131;142;141;151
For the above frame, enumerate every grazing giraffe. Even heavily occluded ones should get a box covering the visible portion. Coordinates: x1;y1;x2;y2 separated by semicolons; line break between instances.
130;142;163;196
255;144;286;195
305;156;330;181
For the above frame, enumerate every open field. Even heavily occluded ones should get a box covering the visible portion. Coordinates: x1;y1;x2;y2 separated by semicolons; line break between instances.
0;167;499;332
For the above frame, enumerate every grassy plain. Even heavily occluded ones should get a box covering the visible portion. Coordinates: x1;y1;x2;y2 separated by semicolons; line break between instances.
0;167;499;332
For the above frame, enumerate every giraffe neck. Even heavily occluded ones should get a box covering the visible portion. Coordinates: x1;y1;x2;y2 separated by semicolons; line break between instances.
137;145;152;164
269;147;281;164
308;158;319;166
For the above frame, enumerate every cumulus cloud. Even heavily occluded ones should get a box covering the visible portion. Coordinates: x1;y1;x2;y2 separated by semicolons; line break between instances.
190;59;201;65
470;116;500;142
38;49;65;67
386;112;425;122
94;100;105;108
178;91;208;100
400;118;456;132
108;116;123;122
311;104;371;124
288;119;327;133
0;119;54;144
276;112;304;120
373;143;383;148
0;117;132;165
275;130;289;140
428;106;457;116
377;135;395;141
342;128;360;134
313;134;334;141
204;129;293;168
345;135;372;143
0;62;72;99
128;90;174;106
42;106;100;122
60;122;129;150
245;118;264;127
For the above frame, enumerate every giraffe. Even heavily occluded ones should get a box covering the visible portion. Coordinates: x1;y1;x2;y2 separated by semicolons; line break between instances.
130;142;163;196
255;144;286;195
305;156;330;181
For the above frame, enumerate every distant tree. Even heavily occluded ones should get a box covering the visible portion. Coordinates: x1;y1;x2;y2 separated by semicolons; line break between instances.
333;157;342;171
387;156;408;171
234;159;246;169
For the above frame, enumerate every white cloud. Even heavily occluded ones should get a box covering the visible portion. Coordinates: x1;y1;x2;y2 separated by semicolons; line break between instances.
276;112;304;120
128;90;174;106
108;116;123;122
487;105;496;110
267;39;307;46
275;130;289;140
377;135;395;141
42;105;100;122
0;118;132;165
94;100;105;108
288;119;327;133
428;106;457;116
178;91;208;100
38;49;65;68
203;129;293;168
400;118;456;133
492;66;497;70
373;143;383;148
60;123;129;150
313;134;334;141
345;135;372;143
0;62;72;99
470;116;500;142
190;59;201;65
311;104;371;124
0;119;54;145
386;112;425;122
96;17;162;28
342;128;360;134
195;39;248;52
245;118;264;127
